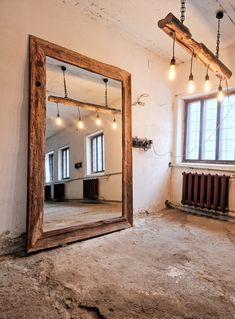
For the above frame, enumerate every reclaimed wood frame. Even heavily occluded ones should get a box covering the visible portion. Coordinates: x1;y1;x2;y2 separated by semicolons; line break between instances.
27;35;133;252
158;13;232;80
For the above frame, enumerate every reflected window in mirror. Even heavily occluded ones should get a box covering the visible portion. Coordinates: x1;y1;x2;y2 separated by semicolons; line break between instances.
45;152;54;183
91;132;105;174
59;146;70;180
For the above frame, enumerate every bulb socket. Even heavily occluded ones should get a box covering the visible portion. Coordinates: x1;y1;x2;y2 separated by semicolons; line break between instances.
189;73;194;81
170;57;176;66
205;73;209;81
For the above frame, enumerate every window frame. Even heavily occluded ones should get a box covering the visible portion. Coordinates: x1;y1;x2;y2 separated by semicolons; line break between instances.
48;152;54;182
90;132;105;174
45;151;54;183
183;91;235;164
61;146;70;180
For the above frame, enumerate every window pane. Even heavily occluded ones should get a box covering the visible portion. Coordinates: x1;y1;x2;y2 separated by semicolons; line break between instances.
219;95;235;161
62;148;69;178
66;149;69;178
186;101;200;160
91;134;104;173
92;138;97;172
49;154;54;181
201;98;217;160
97;135;102;171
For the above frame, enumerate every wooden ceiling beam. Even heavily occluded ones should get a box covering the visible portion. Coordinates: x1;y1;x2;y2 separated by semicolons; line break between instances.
48;95;122;114
158;13;232;80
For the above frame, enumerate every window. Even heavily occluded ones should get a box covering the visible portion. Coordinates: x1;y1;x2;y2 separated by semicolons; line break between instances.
45;152;54;183
61;147;70;179
184;93;235;163
91;133;105;173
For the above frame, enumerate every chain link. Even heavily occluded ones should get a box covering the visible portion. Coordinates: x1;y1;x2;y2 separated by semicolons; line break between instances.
180;0;186;24
216;19;221;58
62;68;68;99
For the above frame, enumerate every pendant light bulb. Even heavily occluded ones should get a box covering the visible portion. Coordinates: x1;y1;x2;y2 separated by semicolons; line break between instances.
77;108;83;129
78;118;83;129
96;112;101;126
112;116;117;129
168;57;176;80
218;84;223;102
188;51;195;93
188;74;195;93
168;31;176;80
56;103;62;126
204;73;211;92
56;114;62;126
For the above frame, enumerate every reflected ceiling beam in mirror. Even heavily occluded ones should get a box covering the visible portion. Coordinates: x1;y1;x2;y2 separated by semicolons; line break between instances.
48;95;122;114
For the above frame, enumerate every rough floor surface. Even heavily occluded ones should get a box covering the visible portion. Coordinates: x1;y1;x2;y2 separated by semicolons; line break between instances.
0;208;235;319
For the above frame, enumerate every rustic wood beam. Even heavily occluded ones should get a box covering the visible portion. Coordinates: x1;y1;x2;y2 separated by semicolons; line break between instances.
48;95;122;114
158;13;232;80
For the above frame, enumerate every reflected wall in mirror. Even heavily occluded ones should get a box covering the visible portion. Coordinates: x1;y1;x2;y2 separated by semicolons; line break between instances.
27;36;132;252
44;57;122;231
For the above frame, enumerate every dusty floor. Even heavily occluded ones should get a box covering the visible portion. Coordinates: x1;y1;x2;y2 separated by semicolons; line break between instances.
43;201;122;231
1;208;235;319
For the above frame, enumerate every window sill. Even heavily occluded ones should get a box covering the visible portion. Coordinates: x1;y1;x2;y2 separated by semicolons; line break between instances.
86;172;105;178
171;162;235;172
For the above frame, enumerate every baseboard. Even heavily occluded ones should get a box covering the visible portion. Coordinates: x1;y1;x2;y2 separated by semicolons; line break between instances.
167;202;235;223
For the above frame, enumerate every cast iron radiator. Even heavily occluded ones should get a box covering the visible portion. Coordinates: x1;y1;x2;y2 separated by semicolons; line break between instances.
83;178;99;200
44;185;51;201
54;183;65;201
181;172;230;213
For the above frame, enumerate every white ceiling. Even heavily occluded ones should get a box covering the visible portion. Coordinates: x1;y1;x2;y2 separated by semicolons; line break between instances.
61;0;235;61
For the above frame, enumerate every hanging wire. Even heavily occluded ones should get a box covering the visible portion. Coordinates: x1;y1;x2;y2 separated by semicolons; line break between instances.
77;107;81;121
190;50;194;74
61;66;68;98
180;0;186;24
172;31;176;58
205;64;210;78
56;102;60;116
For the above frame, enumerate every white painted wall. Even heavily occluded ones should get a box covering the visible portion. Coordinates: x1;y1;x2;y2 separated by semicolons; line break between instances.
46;112;122;201
0;0;173;237
170;44;235;213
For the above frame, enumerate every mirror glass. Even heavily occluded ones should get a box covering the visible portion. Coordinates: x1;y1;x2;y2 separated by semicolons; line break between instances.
43;57;122;232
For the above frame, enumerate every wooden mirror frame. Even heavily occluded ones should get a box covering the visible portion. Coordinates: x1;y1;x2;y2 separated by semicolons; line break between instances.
27;35;132;252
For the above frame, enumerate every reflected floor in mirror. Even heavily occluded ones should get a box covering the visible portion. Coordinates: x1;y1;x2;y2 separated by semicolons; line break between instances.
43;201;122;232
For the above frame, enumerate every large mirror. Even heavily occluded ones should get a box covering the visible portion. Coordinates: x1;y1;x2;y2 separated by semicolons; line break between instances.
27;36;132;252
44;57;122;231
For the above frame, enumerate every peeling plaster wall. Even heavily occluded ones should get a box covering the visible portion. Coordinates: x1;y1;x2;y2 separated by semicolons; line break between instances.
170;44;235;213
0;0;173;243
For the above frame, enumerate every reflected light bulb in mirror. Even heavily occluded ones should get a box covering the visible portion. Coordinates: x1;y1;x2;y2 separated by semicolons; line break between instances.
96;113;101;125
78;119;83;129
112;118;117;129
168;57;176;80
218;86;224;102
56;115;62;126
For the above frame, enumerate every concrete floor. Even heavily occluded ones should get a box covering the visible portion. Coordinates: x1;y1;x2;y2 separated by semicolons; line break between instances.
0;208;235;319
43;201;122;231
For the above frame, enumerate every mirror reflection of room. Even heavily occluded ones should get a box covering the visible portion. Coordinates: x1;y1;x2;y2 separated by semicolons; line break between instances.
43;57;122;232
